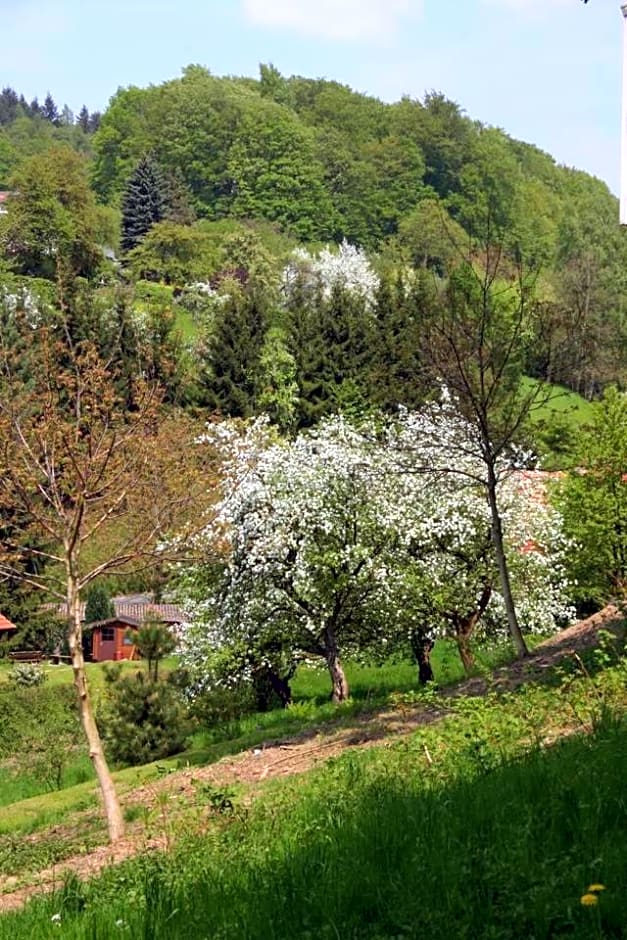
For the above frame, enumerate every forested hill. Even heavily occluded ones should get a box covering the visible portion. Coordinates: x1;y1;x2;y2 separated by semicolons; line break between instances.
88;64;619;251
1;65;626;408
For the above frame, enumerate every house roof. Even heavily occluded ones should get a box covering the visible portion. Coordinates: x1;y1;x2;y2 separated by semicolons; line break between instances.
0;613;17;632
47;593;189;625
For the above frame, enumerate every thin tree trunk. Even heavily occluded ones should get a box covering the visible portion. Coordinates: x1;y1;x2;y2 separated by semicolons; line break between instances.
325;631;349;703
486;467;528;659
451;583;492;675
266;668;292;708
68;580;125;842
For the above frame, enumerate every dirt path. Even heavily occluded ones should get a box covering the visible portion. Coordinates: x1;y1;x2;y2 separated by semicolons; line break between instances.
0;604;623;914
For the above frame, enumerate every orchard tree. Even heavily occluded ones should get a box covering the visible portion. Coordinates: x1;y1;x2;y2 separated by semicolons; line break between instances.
0;326;214;842
178;410;573;700
179;417;409;703
385;400;573;675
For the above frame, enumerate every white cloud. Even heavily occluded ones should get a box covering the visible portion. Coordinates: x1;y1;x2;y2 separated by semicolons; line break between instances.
241;0;422;42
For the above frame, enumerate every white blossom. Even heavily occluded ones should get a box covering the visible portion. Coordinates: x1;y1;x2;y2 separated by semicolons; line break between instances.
282;240;379;308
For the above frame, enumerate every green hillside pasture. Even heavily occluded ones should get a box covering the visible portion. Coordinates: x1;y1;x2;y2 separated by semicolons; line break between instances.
2;657;626;940
525;378;597;424
524;378;597;465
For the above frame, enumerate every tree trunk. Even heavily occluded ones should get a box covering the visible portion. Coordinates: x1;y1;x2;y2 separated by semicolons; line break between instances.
455;629;475;674
451;583;491;676
410;628;434;684
325;632;349;703
486;467;528;659
68;580;125;842
266;668;292;708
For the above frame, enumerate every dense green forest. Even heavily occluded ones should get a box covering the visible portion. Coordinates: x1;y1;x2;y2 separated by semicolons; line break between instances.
1;65;626;413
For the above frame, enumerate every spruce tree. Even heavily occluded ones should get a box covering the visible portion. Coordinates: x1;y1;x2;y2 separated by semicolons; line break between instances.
162;166;196;225
85;584;115;624
203;288;267;417
42;92;59;124
369;271;428;411
290;282;374;428
77;105;90;133
120;155;165;253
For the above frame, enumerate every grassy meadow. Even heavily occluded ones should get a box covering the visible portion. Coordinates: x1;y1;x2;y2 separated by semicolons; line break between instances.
0;629;624;938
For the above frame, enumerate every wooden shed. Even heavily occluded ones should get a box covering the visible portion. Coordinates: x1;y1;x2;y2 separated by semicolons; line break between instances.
87;615;142;663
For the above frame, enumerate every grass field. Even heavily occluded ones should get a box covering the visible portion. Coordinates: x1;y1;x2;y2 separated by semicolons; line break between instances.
523;377;597;425
0;642;625;939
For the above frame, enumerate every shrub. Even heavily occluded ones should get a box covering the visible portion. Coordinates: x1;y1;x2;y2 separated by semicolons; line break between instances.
8;663;47;687
100;671;188;766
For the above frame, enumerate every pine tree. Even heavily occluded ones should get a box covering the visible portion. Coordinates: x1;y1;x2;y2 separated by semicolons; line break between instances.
203;288;267;417
77;105;90;133
42;92;59;124
85;584;115;624
120;155;166;253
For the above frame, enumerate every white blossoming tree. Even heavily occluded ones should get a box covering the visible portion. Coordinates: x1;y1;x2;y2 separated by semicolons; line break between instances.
178;406;573;702
282;240;380;309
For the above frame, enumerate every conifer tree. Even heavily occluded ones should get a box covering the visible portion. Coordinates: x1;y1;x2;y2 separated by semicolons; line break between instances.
120;155;165;253
85;584;115;624
203;287;267;417
42;92;59;124
370;271;431;411
77;105;90;133
162;166;196;225
290;283;373;427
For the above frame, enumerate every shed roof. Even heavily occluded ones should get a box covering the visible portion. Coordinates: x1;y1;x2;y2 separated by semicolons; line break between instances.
47;593;189;625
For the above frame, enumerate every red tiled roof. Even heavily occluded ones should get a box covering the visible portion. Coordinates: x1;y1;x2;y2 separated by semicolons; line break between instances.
0;613;17;631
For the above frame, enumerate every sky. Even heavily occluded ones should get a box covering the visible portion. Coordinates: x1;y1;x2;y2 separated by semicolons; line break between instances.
0;0;622;192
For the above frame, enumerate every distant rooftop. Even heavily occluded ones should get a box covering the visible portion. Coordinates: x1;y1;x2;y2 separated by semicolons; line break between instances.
47;593;189;624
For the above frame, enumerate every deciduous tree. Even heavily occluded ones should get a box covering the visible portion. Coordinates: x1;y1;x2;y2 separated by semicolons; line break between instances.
0;328;214;841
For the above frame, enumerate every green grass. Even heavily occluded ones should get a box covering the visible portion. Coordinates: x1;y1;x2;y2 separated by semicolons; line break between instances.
0;657;176;688
0;641;523;823
173;307;198;342
2;653;626;939
0;755;94;808
524;377;597;425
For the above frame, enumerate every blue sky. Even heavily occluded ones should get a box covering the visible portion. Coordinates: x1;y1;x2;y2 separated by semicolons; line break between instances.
1;0;621;191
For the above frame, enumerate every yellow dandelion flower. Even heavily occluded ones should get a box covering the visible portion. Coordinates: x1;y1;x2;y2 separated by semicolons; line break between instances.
588;884;606;893
580;894;599;907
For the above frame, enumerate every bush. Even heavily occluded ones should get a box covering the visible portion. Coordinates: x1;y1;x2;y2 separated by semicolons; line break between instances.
0;684;82;791
8;663;47;686
100;671;188;766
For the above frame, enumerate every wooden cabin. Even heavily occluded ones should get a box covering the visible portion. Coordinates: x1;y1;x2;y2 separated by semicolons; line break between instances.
87;615;142;663
47;594;189;663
